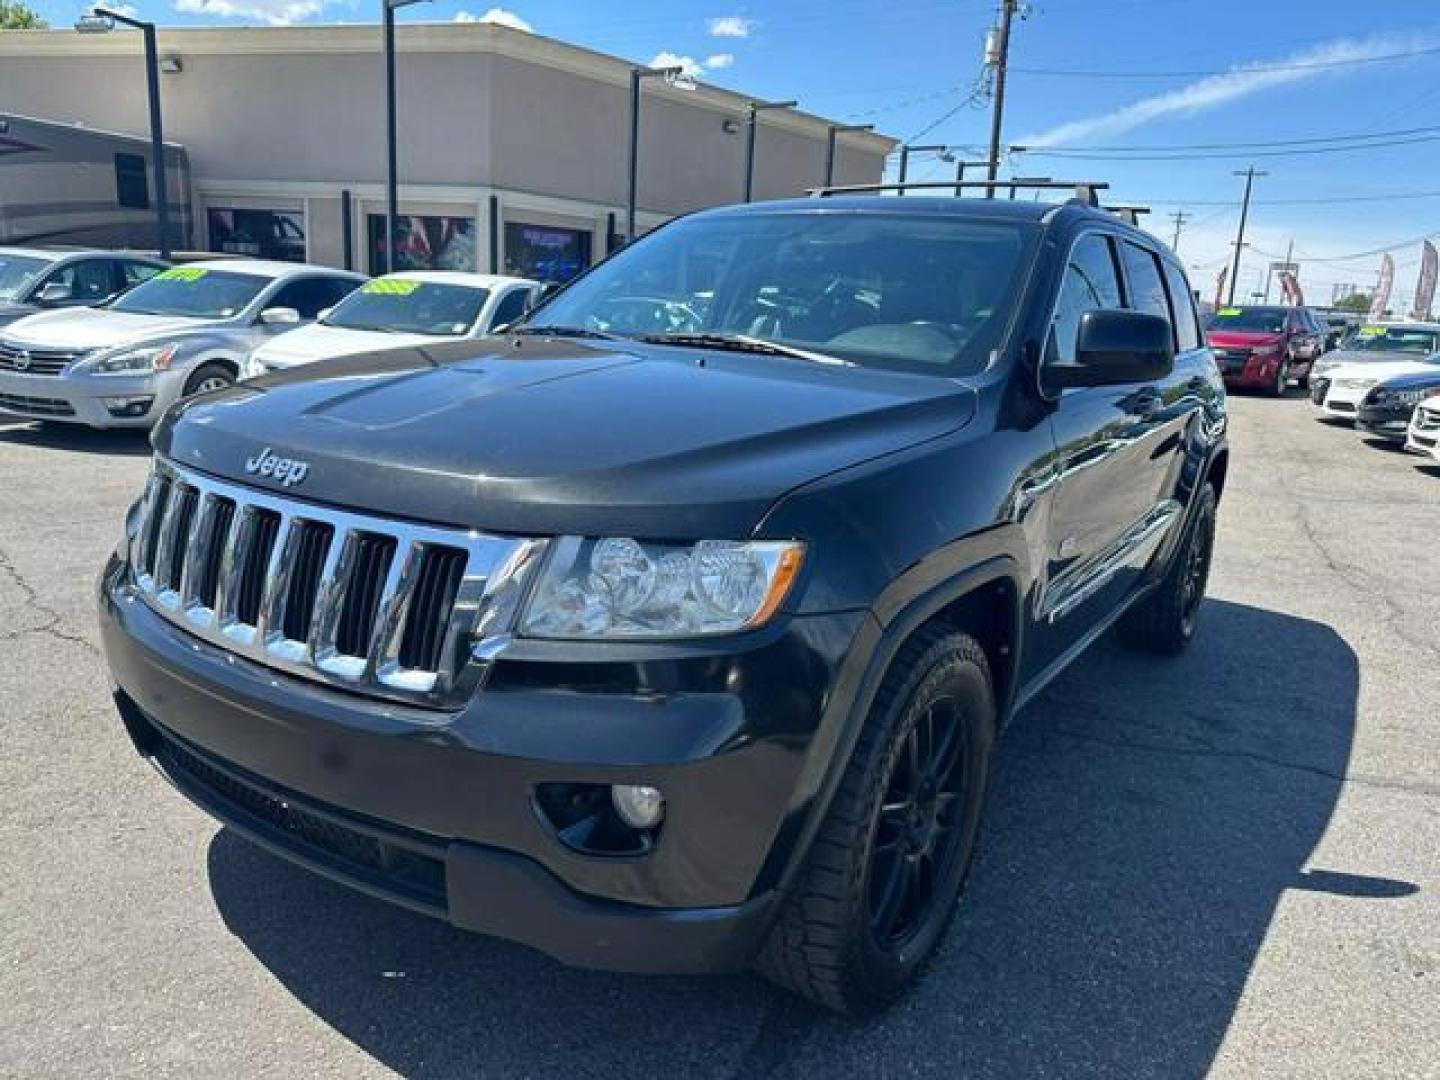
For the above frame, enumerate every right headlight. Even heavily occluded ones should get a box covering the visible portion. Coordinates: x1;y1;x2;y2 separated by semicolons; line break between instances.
519;536;805;640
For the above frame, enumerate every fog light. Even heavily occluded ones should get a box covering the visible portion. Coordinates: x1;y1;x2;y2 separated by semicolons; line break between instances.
102;396;154;418
611;784;664;829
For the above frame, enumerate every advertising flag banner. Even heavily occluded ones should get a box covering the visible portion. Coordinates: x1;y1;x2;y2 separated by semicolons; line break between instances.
1279;270;1304;307
1214;266;1228;308
1369;254;1395;322
1411;241;1437;321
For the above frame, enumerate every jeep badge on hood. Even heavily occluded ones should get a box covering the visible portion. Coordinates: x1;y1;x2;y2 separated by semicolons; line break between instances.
244;447;309;487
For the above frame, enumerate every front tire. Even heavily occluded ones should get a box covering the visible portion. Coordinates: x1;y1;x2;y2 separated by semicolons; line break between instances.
1270;359;1290;397
1118;483;1218;655
757;626;995;1015
183;361;236;398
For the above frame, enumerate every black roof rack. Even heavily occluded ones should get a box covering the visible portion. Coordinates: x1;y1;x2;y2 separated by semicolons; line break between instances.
806;179;1111;206
1102;204;1151;226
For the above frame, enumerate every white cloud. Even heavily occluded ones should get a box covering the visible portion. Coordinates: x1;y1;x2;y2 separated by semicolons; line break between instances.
172;0;332;25
648;50;734;78
108;3;139;16
453;7;533;32
1018;33;1438;148
706;15;754;38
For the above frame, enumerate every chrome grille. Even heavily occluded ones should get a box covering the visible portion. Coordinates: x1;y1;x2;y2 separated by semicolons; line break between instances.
130;459;545;708
0;342;80;375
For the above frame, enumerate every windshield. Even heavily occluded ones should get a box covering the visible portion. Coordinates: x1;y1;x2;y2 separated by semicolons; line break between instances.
1340;326;1440;355
0;255;48;302
1206;307;1286;333
110;267;268;319
323;280;489;336
527;211;1038;375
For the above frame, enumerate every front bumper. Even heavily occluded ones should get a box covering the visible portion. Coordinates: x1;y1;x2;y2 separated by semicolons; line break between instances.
1356;405;1414;441
0;367;179;428
99;554;868;972
1216;350;1285;389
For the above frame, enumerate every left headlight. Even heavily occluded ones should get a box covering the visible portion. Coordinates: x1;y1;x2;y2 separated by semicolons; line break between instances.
86;342;179;376
520;536;805;640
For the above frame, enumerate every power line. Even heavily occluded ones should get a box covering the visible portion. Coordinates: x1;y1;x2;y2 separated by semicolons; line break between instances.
1141;189;1440;207
1020;123;1440;153
1022;133;1440;161
1008;43;1440;78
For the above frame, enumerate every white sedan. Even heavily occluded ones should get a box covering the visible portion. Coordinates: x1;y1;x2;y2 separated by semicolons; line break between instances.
1310;353;1440;422
1406;396;1440;463
242;271;538;378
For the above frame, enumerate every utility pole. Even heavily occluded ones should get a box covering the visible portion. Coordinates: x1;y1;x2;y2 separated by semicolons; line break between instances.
1168;210;1189;253
1227;166;1265;305
984;0;1020;198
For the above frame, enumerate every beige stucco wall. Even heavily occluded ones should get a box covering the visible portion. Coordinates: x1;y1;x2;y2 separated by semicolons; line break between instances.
0;24;893;272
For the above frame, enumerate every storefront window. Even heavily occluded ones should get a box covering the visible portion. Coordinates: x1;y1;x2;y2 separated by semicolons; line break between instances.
368;215;477;273
207;208;305;262
504;223;592;283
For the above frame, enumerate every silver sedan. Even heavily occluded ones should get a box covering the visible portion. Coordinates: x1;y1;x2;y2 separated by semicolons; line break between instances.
0;260;365;429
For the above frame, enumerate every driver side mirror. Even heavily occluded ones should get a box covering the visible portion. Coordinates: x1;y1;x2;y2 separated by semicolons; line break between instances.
36;281;74;305
259;306;301;326
1046;309;1174;390
315;306;334;324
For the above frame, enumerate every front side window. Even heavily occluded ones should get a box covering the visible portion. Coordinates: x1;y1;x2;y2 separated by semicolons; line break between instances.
0;255;50;301
530;211;1039;376
488;287;532;331
47;260;116;303
1047;233;1123;365
120;261;164;288
111;267;268;319
323;279;489;336
269;276;362;320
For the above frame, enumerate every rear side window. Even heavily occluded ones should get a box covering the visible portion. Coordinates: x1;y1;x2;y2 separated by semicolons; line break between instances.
114;153;149;210
489;287;531;331
120;260;163;288
1048;233;1124;365
1119;242;1170;324
1160;261;1201;352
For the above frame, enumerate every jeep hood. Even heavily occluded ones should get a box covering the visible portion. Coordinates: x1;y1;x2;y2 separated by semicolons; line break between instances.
156;338;976;538
0;306;215;351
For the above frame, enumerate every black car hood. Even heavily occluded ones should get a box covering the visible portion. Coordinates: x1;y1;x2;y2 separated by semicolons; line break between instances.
156;337;976;538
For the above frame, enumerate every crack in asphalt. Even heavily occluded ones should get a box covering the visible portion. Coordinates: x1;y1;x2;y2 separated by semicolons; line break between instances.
1053;725;1440;799
0;544;100;658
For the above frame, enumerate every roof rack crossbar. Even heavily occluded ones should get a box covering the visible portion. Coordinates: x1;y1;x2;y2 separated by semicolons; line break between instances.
806;180;1111;205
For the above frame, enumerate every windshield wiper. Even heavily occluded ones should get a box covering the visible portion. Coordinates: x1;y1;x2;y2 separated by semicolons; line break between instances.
634;332;851;365
510;325;622;341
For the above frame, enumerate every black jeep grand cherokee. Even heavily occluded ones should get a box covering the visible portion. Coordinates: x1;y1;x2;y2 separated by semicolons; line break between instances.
100;196;1227;1015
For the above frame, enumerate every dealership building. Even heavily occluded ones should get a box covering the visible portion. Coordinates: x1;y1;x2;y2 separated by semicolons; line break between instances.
0;23;895;279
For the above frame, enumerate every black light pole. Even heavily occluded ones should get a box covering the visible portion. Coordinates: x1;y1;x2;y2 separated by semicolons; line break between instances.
627;65;683;241
824;123;874;188
896;143;951;196
383;0;430;273
743;99;797;202
76;7;171;258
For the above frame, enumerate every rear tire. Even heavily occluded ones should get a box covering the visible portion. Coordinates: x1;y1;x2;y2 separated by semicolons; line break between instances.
756;626;995;1016
1118;483;1217;655
183;362;236;398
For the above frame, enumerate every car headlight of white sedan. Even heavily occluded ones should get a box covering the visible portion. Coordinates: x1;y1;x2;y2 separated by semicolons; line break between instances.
84;342;180;376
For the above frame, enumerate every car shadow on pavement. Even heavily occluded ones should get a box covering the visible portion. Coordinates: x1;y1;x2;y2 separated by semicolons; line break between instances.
0;420;151;456
207;599;1411;1079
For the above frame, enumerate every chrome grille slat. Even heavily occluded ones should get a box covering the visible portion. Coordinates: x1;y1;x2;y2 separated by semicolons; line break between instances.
129;459;545;709
0;343;79;375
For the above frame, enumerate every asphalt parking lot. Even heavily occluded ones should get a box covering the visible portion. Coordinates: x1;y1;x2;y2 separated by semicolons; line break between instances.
1;394;1436;1079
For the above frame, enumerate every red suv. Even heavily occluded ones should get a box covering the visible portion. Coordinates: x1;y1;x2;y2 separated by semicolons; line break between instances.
1205;304;1324;395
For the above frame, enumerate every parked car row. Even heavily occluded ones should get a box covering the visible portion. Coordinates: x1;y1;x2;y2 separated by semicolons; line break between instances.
0;245;538;429
1304;320;1440;471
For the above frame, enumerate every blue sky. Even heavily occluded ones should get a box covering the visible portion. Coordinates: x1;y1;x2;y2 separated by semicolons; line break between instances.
26;0;1440;306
